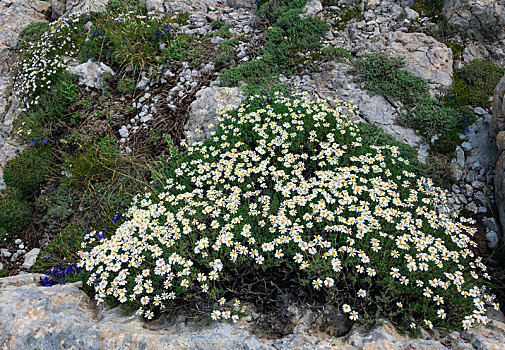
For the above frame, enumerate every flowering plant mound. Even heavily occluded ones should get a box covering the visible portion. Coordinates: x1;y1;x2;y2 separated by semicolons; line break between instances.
78;92;498;330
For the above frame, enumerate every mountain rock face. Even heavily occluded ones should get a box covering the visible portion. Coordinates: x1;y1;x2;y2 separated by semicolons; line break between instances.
0;0;51;190
492;74;505;231
1;273;505;350
443;0;505;42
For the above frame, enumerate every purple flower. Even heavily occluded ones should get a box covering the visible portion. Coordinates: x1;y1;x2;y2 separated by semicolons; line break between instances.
44;254;51;259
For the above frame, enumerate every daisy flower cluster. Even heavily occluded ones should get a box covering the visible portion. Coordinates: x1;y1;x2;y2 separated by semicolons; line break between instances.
78;91;497;330
14;12;84;113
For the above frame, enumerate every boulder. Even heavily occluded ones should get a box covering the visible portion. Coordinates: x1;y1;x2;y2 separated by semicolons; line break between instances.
381;32;454;92
50;0;109;19
184;86;245;146
301;0;323;18
1;274;505;349
442;0;505;42
69;60;115;90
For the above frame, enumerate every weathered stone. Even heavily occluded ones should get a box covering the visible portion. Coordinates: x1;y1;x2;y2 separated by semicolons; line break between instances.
69;60;114;89
483;217;499;232
486;231;499;249
21;248;40;270
184;86;245;146
1;274;505;349
50;0;109;19
442;0;505;42
301;0;323;18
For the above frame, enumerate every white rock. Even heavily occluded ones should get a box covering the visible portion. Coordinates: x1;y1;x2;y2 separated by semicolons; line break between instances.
21;248;40;270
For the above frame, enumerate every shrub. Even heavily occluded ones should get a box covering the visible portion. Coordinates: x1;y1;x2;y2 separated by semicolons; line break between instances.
320;46;352;62
351;53;430;108
78;92;497;330
257;0;308;23
117;77;136;94
214;52;233;69
397;97;464;139
445;59;505;108
0;188;33;235
220;6;328;86
3;144;54;196
14;12;86;110
18;22;50;51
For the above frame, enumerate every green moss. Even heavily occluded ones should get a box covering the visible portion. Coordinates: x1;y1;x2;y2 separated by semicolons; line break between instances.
256;0;308;24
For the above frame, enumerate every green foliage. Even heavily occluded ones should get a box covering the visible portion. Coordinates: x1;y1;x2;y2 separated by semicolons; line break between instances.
85;7;175;71
445;59;505;108
256;0;308;23
397;98;466;139
79;93;496;330
35;183;76;227
210;19;225;29
212;23;234;38
3;145;54;196
0;269;7;278
117;77;136;94
214;52;233;69
60;143;115;188
320;46;352;62
0;188;33;235
163;34;203;67
18;22;50;51
219;58;277;86
351;53;430;107
411;0;443;18
444;40;463;60
32;224;83;273
218;38;240;52
220;5;328;86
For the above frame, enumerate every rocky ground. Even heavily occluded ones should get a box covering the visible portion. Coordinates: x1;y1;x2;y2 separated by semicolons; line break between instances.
1;0;505;348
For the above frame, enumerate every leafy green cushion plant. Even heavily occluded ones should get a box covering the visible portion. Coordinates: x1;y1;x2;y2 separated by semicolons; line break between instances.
397;97;464;139
3;144;54;196
0;188;33;235
351;53;430;108
445;59;505;108
78;92;497;331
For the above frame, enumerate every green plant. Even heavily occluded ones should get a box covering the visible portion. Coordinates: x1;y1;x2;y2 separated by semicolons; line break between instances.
351;53;430;107
397;97;464;139
117;77;136;94
210;19;225;29
60;143;115;188
444;40;463;60
320;46;352;62
32;224;84;273
212;23;234;38
218;38;240;52
3;145;54;196
78;92;497;331
445;59;505;108
220;5;328;86
35;183;76;227
214;52;233;68
85;7;175;71
0;188;33;235
256;0;308;23
18;22;50;51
